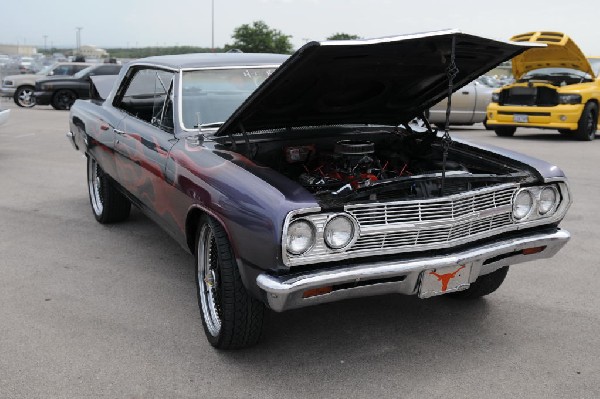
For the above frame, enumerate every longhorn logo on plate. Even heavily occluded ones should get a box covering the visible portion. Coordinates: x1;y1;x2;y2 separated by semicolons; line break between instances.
428;265;466;292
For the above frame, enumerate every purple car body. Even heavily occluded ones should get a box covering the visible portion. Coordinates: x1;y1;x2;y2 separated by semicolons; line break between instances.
68;30;571;349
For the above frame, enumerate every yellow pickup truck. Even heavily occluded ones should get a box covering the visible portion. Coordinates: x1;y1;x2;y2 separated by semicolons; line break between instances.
486;32;600;141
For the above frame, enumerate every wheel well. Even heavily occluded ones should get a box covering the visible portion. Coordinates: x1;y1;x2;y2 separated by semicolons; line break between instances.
185;208;205;253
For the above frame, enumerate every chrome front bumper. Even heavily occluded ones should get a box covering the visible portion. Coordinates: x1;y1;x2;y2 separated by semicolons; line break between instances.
257;229;570;312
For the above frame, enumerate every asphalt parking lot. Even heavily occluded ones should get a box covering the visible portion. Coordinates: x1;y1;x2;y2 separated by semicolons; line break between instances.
0;100;598;399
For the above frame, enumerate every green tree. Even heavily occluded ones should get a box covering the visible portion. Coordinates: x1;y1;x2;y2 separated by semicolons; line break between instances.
225;21;293;54
326;33;361;41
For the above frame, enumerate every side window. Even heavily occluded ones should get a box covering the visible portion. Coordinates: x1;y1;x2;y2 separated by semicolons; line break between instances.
91;65;120;76
52;65;72;75
72;65;88;74
114;68;175;131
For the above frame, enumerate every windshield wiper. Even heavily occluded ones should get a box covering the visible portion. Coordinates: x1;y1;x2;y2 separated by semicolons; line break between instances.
194;122;225;128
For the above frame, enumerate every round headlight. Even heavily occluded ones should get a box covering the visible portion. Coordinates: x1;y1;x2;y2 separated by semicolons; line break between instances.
513;190;534;220
324;215;355;250
538;186;558;215
286;219;315;255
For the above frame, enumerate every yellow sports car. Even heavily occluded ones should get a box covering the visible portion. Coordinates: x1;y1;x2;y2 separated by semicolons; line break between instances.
486;32;600;140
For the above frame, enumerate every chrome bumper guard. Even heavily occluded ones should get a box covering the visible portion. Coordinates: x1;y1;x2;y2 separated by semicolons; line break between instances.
66;131;78;150
257;229;570;312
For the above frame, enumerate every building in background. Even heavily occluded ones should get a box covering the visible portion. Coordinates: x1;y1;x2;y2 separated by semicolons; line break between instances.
78;45;109;59
0;44;38;56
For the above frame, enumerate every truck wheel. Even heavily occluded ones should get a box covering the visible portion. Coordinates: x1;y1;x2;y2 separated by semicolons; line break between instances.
195;214;264;349
87;156;131;223
574;102;597;141
52;89;77;110
13;85;36;108
448;266;509;299
494;127;516;137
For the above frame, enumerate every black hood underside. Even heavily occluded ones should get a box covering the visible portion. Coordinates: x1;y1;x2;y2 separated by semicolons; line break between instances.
217;30;535;136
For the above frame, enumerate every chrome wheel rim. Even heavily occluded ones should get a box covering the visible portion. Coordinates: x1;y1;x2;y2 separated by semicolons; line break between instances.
197;224;222;337
87;158;104;216
17;88;35;107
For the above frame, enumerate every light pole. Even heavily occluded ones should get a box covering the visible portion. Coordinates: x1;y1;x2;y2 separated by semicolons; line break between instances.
43;35;48;51
211;0;215;51
76;27;83;55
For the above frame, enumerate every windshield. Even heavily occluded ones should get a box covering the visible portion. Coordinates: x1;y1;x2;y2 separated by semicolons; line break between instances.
181;67;276;130
520;67;592;85
36;64;55;76
73;65;95;79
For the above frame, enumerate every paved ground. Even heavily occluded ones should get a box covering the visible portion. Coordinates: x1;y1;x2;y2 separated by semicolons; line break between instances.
0;100;598;398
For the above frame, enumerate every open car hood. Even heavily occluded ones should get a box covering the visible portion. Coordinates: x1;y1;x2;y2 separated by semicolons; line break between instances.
216;30;535;136
510;31;594;79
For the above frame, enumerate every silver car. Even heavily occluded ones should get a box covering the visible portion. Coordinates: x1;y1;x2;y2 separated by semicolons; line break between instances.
429;78;495;129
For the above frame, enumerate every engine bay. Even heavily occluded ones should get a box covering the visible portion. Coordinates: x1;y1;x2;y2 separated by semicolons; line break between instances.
225;126;531;207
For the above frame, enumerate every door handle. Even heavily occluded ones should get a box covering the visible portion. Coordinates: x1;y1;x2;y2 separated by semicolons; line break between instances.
461;91;469;95
114;128;125;135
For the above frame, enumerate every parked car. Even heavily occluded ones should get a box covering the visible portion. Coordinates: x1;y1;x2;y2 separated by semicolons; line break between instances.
1;62;91;107
68;30;571;349
487;31;600;140
429;78;495;129
0;108;9;126
35;64;121;110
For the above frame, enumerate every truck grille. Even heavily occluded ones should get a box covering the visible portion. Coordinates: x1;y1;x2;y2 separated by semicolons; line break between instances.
345;184;517;253
500;86;558;106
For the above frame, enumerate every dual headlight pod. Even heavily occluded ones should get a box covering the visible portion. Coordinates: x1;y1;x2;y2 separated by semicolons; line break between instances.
513;186;560;221
286;214;357;256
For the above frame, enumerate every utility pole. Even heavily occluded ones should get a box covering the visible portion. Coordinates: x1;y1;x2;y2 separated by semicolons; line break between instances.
76;27;83;54
43;35;48;51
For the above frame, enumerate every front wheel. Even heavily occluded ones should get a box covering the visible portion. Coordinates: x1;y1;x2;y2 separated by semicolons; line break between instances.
448;266;509;299
52;89;77;110
195;215;265;349
87;156;131;223
13;86;36;107
494;126;516;137
574;102;597;141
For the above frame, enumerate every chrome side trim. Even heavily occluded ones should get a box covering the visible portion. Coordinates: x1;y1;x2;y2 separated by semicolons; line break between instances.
259;229;570;312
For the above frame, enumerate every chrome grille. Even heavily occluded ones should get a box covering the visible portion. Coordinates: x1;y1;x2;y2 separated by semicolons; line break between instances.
345;184;517;253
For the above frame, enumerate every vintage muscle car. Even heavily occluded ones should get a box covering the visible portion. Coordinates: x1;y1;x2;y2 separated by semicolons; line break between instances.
68;30;571;349
487;32;600;140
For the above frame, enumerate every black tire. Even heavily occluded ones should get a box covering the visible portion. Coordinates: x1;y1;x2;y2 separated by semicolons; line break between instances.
51;89;77;110
87;156;131;223
13;85;36;108
448;266;509;299
483;117;492;130
195;214;265;349
574;102;597;141
494;126;516;137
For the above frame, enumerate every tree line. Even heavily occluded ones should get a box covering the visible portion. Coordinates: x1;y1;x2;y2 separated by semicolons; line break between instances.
40;21;359;58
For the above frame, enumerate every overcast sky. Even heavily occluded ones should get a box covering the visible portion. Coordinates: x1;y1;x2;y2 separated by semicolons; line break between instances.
1;0;599;54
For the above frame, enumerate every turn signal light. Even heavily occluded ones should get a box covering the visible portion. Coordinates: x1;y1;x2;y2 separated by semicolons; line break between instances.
522;246;546;255
303;286;333;298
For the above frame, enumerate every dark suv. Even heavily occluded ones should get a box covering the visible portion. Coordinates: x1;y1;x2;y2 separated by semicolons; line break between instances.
34;64;122;110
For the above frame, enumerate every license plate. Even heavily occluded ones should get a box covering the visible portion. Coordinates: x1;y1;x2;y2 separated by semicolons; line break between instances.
418;264;471;299
513;114;528;123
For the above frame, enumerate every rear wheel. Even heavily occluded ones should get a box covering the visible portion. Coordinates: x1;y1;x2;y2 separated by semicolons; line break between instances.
195;214;265;349
448;266;509;299
87;156;131;223
494;126;516;137
574;102;597;141
52;89;77;110
13;85;36;107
